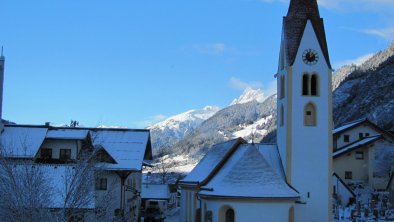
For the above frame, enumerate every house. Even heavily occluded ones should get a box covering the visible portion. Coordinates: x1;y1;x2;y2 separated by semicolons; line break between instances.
332;119;394;190
180;0;334;221
141;184;177;213
0;124;153;221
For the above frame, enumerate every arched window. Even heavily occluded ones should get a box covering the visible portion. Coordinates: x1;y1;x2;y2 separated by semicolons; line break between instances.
302;74;309;95
280;105;284;127
225;209;235;222
280;76;285;99
304;103;317;126
311;74;319;96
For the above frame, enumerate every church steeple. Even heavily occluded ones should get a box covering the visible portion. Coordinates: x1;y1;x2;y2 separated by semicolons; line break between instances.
283;0;331;69
0;47;4;132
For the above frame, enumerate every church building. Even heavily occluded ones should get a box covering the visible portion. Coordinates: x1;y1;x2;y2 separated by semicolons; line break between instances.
179;0;333;221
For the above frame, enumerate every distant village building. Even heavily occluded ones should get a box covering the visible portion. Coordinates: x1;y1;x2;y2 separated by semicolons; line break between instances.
179;0;333;221
332;118;394;190
141;184;178;213
0;51;153;221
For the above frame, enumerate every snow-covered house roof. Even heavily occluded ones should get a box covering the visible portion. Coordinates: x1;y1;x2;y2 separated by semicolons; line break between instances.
0;126;47;158
91;129;152;171
333;119;365;134
333;135;382;158
46;129;89;140
141;184;170;200
333;119;394;140
180;138;245;185
1;125;153;171
199;144;299;199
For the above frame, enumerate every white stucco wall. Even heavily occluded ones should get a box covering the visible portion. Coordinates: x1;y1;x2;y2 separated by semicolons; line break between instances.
201;198;294;222
335;125;380;149
334;146;372;185
180;188;199;222
39;139;81;160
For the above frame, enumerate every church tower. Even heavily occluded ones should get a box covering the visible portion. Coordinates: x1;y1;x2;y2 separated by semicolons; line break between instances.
276;0;332;221
0;47;4;132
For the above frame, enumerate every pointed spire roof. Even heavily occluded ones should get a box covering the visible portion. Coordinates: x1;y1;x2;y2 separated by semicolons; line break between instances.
283;0;331;68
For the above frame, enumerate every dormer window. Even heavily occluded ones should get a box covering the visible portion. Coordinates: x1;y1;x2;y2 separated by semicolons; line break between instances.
60;149;71;161
40;148;52;160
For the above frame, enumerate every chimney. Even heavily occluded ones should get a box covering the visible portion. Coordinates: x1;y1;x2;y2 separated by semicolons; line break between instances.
0;47;5;132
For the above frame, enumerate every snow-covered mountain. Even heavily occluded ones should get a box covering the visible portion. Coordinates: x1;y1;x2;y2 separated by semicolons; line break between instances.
148;106;220;152
230;87;266;105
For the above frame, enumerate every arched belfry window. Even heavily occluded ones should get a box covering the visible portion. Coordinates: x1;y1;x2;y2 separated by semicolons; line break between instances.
311;74;319;96
304;103;317;126
280;76;285;99
280;105;284;127
302;74;310;95
225;208;235;222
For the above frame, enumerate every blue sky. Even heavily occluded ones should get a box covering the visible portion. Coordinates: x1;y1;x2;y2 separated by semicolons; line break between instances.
1;0;393;128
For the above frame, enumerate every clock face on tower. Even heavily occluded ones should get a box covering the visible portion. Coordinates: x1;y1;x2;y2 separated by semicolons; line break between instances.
302;49;319;65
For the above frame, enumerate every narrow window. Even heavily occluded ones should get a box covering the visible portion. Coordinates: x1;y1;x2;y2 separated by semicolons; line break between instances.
225;209;235;222
345;171;352;179
96;178;107;190
40;148;52;160
311;74;319;96
359;133;363;139
60;149;71;161
344;135;350;142
302;74;310;95
304;103;316;126
280;105;284;127
280;76;285;99
355;151;364;160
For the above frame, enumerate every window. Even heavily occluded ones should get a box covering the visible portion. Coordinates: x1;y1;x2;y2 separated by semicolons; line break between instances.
366;133;370;137
280;76;285;99
60;149;71;161
280;105;284;127
96;178;107;190
40;148;52;160
355;151;364;160
304;103;316;126
345;171;352;179
359;133;364;139
311;74;319;96
225;209;235;222
344;135;350;142
302;74;310;95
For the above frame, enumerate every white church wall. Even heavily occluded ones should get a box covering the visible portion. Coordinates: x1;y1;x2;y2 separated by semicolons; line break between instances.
201;198;294;222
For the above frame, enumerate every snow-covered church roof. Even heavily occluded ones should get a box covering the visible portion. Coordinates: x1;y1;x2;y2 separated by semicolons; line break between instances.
180;138;245;184
181;138;298;199
199;144;298;199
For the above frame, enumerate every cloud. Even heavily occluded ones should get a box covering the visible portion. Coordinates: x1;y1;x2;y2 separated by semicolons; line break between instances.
334;53;374;69
136;114;167;128
229;77;263;91
229;77;277;96
359;27;394;40
194;43;227;55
